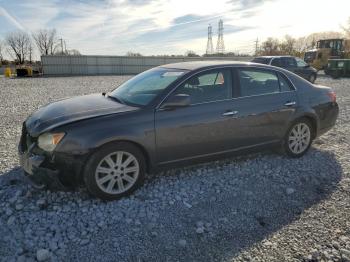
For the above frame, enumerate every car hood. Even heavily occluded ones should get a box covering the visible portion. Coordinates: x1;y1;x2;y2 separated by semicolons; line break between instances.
26;93;138;136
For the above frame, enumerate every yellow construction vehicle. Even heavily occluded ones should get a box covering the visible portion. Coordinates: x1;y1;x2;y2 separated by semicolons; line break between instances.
304;38;350;70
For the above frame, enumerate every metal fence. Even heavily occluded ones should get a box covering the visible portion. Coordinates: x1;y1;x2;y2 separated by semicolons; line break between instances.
41;55;252;76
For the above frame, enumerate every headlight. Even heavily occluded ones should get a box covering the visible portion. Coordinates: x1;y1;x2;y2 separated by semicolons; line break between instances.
38;132;65;152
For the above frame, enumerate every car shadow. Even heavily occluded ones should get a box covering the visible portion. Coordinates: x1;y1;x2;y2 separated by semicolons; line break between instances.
0;147;343;261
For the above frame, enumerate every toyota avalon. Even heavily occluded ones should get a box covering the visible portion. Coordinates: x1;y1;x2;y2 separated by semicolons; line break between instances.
18;61;338;200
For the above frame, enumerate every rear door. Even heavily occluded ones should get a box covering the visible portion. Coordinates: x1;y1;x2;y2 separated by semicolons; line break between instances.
231;67;298;144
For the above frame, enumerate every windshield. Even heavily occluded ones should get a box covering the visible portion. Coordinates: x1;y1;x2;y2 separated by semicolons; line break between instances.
110;68;186;106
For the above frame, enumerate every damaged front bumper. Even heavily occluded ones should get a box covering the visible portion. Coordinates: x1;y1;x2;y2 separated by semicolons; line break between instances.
18;147;66;190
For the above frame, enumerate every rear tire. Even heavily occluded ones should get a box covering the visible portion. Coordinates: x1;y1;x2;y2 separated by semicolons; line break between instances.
84;142;146;200
283;119;313;158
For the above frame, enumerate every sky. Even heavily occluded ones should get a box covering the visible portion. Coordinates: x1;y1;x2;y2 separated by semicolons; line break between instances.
0;0;349;58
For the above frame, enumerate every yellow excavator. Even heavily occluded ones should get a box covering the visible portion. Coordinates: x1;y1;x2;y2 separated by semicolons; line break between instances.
304;38;350;70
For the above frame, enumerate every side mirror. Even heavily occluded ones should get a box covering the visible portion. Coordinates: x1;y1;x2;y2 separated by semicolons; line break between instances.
162;94;190;109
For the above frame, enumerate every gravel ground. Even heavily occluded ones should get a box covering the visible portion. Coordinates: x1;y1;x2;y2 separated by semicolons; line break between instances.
0;75;349;262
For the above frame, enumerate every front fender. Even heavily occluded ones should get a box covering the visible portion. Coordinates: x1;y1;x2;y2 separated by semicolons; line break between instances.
53;110;156;166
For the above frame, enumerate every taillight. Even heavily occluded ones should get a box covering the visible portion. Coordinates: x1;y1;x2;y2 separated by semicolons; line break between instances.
327;91;336;103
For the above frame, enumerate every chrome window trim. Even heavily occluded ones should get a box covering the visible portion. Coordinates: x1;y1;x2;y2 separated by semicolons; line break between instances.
156;65;297;110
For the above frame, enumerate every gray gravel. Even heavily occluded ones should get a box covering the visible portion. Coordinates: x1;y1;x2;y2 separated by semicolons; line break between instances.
0;75;349;262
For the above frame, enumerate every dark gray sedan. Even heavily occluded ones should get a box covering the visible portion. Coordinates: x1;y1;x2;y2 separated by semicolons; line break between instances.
18;61;338;200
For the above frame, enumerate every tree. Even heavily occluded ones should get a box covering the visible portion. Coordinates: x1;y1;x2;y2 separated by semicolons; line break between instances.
6;31;31;64
185;50;200;57
342;17;350;37
32;29;57;55
279;35;296;55
259;37;280;55
67;49;81;56
126;51;142;57
0;40;4;64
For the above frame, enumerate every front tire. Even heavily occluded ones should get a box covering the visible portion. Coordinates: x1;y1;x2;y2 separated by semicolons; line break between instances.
84;142;146;200
283;119;313;158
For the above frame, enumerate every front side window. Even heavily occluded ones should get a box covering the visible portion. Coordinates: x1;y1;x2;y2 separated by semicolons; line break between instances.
110;68;186;106
238;69;280;97
172;69;232;104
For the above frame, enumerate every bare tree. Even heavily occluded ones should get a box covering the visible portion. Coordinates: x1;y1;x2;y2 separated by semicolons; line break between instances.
279;35;296;55
0;40;4;64
32;29;57;55
6;31;31;64
185;50;200;57
67;49;81;56
259;37;280;55
342;17;350;37
126;51;142;57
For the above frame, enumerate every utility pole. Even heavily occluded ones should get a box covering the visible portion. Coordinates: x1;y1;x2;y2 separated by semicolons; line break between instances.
254;38;259;56
59;38;64;54
64;40;67;54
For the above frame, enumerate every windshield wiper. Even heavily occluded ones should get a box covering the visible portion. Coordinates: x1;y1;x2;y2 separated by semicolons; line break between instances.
106;94;124;104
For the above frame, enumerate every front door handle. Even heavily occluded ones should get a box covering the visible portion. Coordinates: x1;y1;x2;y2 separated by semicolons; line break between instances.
222;110;238;116
284;101;296;107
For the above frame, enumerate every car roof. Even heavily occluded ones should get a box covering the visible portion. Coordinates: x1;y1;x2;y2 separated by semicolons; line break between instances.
254;56;293;59
159;60;263;71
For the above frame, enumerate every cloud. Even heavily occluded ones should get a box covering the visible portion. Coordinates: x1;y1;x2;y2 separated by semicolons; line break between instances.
0;0;349;57
0;6;25;31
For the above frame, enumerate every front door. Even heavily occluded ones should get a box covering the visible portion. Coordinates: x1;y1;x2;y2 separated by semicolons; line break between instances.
155;68;237;164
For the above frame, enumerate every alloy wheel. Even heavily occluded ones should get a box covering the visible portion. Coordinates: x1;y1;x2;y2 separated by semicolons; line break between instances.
288;123;311;154
94;151;140;194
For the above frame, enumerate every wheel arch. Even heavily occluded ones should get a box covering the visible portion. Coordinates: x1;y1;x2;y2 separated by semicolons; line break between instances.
292;114;318;140
78;139;153;184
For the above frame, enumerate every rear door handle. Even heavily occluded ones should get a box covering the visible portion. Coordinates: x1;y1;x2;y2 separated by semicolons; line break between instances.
284;101;296;107
222;110;238;116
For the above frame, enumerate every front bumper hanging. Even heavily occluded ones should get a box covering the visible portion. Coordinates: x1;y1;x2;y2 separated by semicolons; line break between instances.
19;150;66;190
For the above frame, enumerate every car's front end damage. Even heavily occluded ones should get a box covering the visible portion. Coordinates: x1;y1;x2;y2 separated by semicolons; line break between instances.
18;93;139;190
18;122;90;189
18;123;65;189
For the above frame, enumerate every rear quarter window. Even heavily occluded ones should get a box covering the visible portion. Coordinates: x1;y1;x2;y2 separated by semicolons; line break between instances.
278;73;294;92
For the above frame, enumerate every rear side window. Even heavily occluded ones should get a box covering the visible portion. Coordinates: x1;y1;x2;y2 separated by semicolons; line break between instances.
238;69;280;97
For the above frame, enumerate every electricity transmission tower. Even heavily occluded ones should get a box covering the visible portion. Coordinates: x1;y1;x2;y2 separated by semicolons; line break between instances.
216;19;225;53
206;24;214;55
